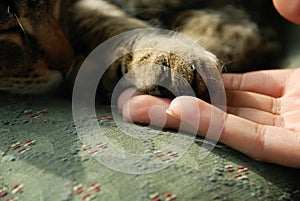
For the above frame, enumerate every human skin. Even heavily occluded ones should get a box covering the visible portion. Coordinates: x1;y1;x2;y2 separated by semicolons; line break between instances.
273;0;300;24
117;1;300;168
118;69;300;168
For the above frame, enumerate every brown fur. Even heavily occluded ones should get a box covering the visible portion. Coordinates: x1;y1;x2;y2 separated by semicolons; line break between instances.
0;0;285;100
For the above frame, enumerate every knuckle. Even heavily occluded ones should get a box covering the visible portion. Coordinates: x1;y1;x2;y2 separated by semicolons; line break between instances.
252;124;267;161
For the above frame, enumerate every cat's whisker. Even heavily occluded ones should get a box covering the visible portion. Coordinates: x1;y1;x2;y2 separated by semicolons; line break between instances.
122;7;165;16
220;60;233;73
194;37;203;44
13;13;30;44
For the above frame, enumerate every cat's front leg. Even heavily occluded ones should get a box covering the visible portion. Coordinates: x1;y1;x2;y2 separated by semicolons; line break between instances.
172;6;281;72
70;0;223;101
68;0;151;54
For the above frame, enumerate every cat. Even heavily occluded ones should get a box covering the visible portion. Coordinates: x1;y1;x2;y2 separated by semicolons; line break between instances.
0;0;285;101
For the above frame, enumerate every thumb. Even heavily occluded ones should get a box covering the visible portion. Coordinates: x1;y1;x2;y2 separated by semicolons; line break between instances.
166;96;226;140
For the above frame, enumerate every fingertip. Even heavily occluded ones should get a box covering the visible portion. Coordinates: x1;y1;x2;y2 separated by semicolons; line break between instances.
120;95;149;123
166;96;203;129
167;96;228;137
120;94;171;124
167;96;193;117
120;99;133;122
165;98;181;117
117;88;141;111
167;96;203;118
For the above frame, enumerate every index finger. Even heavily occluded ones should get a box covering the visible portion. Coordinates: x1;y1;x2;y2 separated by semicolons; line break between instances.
222;69;294;97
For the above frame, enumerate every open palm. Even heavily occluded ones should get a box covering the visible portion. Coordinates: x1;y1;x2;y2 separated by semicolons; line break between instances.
118;68;300;168
218;68;300;168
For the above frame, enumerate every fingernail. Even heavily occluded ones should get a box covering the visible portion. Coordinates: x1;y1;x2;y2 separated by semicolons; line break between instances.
165;108;175;116
165;98;181;117
166;96;201;134
167;96;201;120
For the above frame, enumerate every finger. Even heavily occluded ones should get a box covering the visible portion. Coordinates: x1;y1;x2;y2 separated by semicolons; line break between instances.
227;106;284;126
223;69;294;97
166;96;227;140
120;94;181;129
226;91;281;114
167;96;300;168
222;114;300;168
117;88;142;111
273;0;300;25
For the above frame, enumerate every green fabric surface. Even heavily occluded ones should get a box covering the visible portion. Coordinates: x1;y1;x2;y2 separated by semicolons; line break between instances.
0;93;299;201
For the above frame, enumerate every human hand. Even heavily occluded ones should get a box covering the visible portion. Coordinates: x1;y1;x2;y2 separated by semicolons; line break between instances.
118;68;300;168
273;0;300;24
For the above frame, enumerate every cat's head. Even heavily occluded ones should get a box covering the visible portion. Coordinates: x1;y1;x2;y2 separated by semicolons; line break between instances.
0;0;74;93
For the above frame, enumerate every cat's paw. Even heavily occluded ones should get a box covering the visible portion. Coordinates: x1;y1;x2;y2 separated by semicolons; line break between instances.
119;37;222;101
